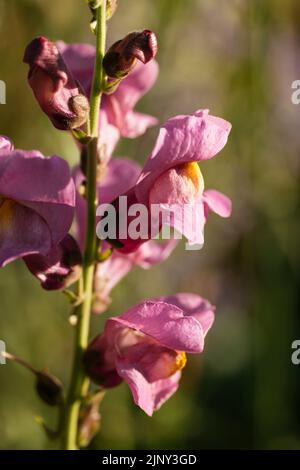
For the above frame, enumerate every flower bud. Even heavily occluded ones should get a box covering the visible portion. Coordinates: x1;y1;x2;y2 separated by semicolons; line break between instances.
78;390;104;448
83;335;122;388
35;370;64;406
24;235;82;291
103;30;158;79
88;0;102;8
106;0;118;20
89;0;118;20
23;36;89;130
3;352;64;407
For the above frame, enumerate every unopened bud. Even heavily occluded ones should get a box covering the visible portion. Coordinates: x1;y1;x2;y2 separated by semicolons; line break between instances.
23;36;89;130
24;235;82;291
103;30;158;79
78;390;105;447
106;0;118;20
88;0;102;8
35;371;64;406
83;335;122;388
89;0;118;34
3;352;64;407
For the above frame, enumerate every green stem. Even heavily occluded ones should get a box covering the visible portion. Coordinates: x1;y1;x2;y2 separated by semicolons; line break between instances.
61;1;107;450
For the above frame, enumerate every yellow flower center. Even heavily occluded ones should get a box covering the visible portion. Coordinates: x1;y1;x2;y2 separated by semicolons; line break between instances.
177;162;204;195
174;351;187;372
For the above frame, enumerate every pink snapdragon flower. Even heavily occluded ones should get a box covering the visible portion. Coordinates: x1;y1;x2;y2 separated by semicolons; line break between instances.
110;109;232;253
83;293;215;416
58;42;159;161
0;136;75;267
74;158;177;311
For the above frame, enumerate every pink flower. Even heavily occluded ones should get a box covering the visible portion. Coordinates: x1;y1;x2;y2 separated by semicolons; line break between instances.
23;37;89;130
83;293;215;416
74;158;177;311
111;109;232;252
0;137;75;267
58;41;159;161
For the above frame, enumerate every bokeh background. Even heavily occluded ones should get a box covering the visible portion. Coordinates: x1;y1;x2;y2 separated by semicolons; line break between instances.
1;0;300;450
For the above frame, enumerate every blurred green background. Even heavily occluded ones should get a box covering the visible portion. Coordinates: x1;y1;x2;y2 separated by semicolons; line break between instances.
1;0;300;450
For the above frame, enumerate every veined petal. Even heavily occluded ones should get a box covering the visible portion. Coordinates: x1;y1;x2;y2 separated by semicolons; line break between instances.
153;293;215;337
110;301;205;353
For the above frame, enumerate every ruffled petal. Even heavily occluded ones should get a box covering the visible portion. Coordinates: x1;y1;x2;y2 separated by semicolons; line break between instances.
110;301;205;353
154;293;215;337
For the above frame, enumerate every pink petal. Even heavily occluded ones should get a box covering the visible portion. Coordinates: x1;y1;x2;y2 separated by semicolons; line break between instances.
98;110;120;164
57;41;95;95
0;200;52;267
109;60;159;117
202;189;232;219
110;301;205;353
121;111;158;138
0;150;75;245
99;158;141;203
133;239;178;269
154;293;215;337
93;254;134;314
152;372;181;412
116;359;181;416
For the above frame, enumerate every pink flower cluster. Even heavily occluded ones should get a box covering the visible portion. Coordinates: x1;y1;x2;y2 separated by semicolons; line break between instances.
0;31;232;416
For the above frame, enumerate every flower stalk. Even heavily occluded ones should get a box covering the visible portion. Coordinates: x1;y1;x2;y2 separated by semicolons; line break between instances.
61;0;107;450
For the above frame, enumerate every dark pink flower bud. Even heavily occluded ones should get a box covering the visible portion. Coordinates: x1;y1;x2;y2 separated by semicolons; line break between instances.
103;30;158;78
23;235;82;291
35;370;64;406
83;335;123;388
23;36;89;130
